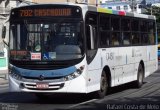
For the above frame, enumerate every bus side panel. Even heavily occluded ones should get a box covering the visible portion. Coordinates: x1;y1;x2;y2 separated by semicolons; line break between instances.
146;45;158;77
132;46;147;80
87;50;102;93
118;47;135;84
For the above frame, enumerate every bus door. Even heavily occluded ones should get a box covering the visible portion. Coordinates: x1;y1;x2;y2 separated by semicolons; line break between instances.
86;12;102;91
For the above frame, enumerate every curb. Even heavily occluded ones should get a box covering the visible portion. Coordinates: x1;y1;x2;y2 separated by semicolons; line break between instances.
0;84;8;88
0;82;8;85
0;78;8;86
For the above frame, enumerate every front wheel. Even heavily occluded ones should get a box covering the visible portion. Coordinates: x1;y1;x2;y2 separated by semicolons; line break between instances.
94;71;108;99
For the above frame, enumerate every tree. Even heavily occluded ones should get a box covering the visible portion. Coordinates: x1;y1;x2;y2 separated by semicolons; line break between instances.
144;6;160;22
144;6;160;40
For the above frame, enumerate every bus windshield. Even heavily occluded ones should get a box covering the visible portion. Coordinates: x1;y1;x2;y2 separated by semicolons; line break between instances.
9;19;84;61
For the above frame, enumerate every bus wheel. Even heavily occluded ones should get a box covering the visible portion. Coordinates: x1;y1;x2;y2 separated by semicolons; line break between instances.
135;64;144;88
94;71;108;99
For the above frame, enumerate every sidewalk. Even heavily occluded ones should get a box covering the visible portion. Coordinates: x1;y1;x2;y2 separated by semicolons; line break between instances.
0;78;8;85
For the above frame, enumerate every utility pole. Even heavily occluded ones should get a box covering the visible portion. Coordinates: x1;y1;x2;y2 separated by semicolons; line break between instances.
130;0;137;13
131;0;134;12
151;6;152;15
96;0;98;7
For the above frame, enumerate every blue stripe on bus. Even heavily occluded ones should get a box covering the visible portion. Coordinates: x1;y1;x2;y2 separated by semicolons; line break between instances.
12;66;77;78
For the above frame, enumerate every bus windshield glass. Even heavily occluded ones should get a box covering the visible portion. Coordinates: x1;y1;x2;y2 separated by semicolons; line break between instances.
9;19;84;61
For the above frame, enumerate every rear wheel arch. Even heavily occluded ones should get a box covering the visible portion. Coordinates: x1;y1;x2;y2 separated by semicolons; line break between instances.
103;66;111;87
135;61;145;88
93;66;111;99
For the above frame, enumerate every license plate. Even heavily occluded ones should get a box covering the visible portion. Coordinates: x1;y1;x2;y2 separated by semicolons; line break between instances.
36;83;49;89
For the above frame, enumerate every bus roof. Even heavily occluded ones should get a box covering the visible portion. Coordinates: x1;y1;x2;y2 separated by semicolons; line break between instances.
87;5;156;20
15;3;156;20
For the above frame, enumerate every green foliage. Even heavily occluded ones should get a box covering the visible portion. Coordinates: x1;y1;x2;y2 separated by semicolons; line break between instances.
144;6;160;38
144;6;160;22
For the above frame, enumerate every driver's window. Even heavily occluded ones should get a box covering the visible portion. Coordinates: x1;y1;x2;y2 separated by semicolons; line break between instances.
85;12;98;63
85;12;98;50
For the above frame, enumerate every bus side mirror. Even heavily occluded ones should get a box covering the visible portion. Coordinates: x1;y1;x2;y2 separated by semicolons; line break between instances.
2;26;6;39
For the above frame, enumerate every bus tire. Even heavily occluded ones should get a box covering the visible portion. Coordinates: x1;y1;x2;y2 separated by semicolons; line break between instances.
94;70;108;99
135;64;144;88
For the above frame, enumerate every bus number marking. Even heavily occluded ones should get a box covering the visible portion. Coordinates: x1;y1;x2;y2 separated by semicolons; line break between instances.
20;10;33;17
106;53;114;60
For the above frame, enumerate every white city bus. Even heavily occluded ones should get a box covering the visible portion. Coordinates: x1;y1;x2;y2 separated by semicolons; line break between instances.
2;3;158;98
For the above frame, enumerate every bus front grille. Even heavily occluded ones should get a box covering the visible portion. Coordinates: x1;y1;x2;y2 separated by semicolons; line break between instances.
23;83;64;90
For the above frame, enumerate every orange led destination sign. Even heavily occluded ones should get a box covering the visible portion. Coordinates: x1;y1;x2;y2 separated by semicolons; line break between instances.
20;8;72;17
10;50;27;56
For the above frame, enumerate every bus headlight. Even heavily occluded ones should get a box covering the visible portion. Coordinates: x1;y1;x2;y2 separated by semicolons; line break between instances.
64;65;85;81
9;66;22;81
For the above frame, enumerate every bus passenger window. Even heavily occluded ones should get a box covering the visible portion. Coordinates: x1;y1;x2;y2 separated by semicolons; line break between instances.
140;21;148;32
141;33;149;44
148;21;155;44
131;19;139;32
148;22;154;33
111;32;120;46
149;33;155;44
122;32;131;45
100;31;110;47
99;14;110;47
111;17;120;31
100;15;110;30
122;18;130;31
132;33;140;45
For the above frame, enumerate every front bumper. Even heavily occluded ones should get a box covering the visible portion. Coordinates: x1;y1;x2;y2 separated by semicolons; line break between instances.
9;75;87;93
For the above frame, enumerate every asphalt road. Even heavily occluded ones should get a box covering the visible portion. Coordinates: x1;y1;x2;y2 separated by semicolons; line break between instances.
0;66;160;110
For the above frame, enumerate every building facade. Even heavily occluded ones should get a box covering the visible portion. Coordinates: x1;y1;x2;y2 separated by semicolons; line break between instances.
100;1;144;13
100;2;132;12
31;0;98;5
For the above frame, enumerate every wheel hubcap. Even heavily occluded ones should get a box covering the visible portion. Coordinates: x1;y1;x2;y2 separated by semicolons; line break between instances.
138;68;143;84
101;75;107;92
